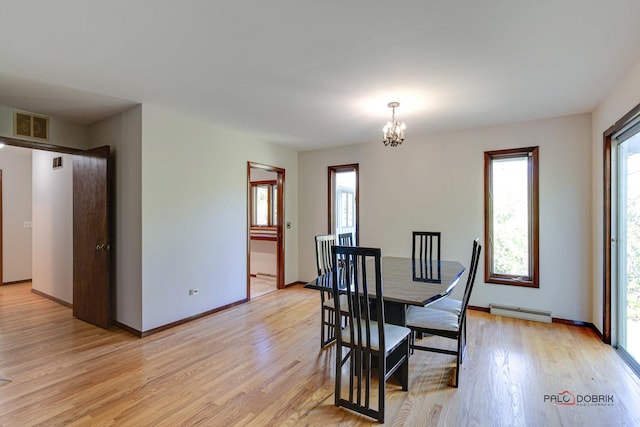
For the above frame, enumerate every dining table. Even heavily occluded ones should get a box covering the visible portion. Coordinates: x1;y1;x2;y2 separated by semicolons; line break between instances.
304;256;466;327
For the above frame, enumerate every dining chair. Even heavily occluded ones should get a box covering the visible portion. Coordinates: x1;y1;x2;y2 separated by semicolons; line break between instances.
405;238;481;388
331;245;411;423
412;231;441;282
315;234;339;348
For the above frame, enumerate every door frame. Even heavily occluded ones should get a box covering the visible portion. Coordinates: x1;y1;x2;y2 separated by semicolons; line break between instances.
603;101;640;344
0;136;84;288
328;164;359;244
247;162;285;296
0;135;107;311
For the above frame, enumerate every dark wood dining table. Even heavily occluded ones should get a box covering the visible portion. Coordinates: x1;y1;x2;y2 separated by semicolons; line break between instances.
304;257;466;326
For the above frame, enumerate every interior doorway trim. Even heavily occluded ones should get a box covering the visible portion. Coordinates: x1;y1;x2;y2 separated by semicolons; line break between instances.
247;162;285;297
0;135;83;154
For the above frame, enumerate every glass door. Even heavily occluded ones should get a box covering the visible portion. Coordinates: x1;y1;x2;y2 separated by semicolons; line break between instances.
614;126;640;374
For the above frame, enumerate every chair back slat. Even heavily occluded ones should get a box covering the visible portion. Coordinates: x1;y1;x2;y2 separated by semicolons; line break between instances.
315;234;336;276
412;231;441;282
412;231;441;262
338;232;354;247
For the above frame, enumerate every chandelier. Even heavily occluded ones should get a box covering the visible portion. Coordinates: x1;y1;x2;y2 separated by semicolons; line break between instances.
382;102;406;147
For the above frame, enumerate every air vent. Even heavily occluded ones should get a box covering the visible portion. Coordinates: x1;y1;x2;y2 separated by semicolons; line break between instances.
14;110;49;141
53;157;63;169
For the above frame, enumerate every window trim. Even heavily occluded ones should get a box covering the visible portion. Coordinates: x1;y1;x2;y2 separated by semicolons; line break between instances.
250;180;277;228
328;164;359;245
484;146;539;288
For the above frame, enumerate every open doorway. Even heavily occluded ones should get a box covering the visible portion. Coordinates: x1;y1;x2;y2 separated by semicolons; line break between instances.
247;162;285;299
0;144;33;288
0;136;111;329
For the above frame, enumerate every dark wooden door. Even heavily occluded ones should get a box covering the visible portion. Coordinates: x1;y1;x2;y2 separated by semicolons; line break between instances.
73;146;110;328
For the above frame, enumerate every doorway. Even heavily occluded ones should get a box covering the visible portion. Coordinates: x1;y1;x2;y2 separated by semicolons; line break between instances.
247;162;285;299
0;144;33;287
0;136;111;328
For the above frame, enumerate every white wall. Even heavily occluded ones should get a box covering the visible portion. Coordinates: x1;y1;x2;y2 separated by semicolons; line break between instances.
140;104;299;331
300;113;592;322
591;59;640;332
31;150;73;303
0;145;32;282
250;240;277;276
89;105;143;330
0;105;89;149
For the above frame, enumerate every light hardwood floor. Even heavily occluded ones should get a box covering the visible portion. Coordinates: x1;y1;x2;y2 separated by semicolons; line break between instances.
1;282;640;426
250;275;277;299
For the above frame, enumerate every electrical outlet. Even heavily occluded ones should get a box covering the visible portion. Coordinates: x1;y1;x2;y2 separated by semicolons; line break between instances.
23;221;32;228
189;288;199;296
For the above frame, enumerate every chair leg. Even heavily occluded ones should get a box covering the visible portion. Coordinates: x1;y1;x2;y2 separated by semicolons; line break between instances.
320;294;326;348
401;338;409;391
378;352;385;423
461;319;467;364
454;333;463;388
459;319;467;365
335;343;342;406
321;303;339;348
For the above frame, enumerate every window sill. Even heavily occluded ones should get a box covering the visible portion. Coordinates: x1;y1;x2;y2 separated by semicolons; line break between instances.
486;275;538;288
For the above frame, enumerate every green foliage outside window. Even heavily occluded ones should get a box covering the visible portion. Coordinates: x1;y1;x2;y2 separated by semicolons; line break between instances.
625;151;640;322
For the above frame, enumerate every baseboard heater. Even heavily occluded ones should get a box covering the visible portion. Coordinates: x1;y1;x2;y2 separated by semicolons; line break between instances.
489;304;552;323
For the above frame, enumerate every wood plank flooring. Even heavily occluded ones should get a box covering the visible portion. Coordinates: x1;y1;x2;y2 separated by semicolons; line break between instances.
1;282;640;426
250;275;276;299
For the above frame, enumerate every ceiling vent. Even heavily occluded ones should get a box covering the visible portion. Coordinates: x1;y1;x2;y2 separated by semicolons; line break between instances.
14;110;49;141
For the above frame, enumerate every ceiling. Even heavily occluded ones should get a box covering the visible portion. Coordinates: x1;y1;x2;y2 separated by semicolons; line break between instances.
1;1;640;151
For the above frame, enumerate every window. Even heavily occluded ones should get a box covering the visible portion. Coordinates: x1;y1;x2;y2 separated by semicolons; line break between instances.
484;146;539;287
251;181;277;227
328;164;358;244
340;191;354;228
